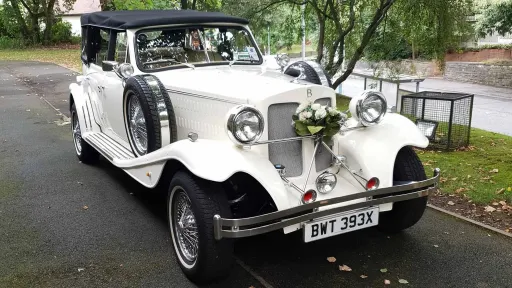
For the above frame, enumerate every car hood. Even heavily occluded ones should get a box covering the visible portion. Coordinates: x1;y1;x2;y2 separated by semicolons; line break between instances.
152;65;328;105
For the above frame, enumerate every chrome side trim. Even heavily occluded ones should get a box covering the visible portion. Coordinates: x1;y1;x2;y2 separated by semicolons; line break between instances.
166;89;244;105
213;168;440;240
144;75;170;146
81;106;88;129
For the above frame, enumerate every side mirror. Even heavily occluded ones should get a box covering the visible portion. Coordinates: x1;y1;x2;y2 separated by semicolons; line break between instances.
102;60;119;72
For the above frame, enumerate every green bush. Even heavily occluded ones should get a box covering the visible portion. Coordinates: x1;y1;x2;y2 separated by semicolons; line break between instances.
0;36;26;49
51;20;73;44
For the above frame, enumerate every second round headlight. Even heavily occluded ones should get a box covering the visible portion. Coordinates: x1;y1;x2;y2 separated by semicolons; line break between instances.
227;106;264;145
350;91;387;126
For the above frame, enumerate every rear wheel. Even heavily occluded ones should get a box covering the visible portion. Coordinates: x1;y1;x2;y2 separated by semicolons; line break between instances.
378;146;428;233
168;171;233;283
71;104;99;164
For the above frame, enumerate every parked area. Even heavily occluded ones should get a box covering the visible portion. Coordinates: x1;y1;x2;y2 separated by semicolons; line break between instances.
1;60;512;288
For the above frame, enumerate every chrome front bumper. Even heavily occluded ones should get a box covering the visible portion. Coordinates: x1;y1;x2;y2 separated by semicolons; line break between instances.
213;168;440;240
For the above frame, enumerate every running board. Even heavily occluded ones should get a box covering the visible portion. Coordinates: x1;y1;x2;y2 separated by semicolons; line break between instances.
83;132;134;161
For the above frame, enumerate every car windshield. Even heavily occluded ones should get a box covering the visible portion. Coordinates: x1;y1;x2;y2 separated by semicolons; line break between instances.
136;26;261;70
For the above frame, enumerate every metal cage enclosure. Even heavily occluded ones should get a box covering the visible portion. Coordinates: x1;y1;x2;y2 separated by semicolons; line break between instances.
400;92;474;150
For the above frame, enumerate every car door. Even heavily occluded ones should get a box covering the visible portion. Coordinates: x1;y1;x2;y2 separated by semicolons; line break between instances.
84;27;110;130
85;28;130;146
101;31;130;144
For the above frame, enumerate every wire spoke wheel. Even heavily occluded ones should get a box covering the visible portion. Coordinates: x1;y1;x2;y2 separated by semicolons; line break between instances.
172;188;199;264
128;94;148;155
72;111;82;155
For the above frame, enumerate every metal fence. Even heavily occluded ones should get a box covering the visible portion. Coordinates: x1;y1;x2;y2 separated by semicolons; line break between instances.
400;92;474;150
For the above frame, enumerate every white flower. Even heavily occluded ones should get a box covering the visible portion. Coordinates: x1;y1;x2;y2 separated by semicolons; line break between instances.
311;103;321;111
305;111;313;119
315;108;327;120
296;101;311;114
299;112;307;121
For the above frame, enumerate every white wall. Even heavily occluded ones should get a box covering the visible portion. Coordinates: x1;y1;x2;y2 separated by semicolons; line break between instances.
62;15;82;36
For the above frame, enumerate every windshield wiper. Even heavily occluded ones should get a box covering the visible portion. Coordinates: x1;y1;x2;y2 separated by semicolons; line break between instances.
144;59;195;69
170;59;195;69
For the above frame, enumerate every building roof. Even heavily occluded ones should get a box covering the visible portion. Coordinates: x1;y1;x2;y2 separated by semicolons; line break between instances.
61;0;101;16
80;10;249;30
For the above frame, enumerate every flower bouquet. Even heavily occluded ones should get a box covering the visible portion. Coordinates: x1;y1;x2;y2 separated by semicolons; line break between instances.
292;101;346;143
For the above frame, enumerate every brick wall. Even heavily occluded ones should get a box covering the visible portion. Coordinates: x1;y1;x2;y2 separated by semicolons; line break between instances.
354;60;441;77
445;49;512;62
444;62;512;88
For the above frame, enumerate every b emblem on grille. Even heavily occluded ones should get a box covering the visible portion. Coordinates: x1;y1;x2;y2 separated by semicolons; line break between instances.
307;89;312;99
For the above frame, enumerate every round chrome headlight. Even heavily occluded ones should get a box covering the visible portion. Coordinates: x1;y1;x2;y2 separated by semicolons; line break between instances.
226;105;264;145
349;91;387;126
316;172;337;194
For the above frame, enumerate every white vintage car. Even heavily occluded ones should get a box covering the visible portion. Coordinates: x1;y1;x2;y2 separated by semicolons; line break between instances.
70;10;440;283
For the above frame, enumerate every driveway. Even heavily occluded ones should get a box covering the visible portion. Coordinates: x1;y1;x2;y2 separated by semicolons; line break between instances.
1;61;512;288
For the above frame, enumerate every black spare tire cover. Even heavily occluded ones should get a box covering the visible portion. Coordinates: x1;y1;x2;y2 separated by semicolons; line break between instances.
124;75;177;156
284;60;332;87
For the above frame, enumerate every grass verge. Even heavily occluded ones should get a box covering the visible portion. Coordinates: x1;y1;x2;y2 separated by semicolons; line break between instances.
0;48;81;72
336;95;512;205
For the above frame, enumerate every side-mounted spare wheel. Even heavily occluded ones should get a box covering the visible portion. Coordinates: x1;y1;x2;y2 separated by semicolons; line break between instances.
168;171;234;284
378;146;428;233
124;75;177;157
284;60;332;87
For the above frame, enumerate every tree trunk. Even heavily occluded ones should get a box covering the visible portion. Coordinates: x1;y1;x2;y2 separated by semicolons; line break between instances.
316;18;325;63
6;0;31;40
43;0;57;45
31;16;40;44
181;0;188;9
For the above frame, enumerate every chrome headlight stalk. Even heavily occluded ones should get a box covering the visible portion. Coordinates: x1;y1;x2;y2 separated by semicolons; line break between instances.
226;105;265;145
349;91;387;126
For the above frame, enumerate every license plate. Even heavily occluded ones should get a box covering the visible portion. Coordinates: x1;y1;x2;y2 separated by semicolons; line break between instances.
303;207;379;242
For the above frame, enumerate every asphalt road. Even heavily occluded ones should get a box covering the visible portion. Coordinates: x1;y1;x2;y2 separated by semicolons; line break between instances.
1;61;512;288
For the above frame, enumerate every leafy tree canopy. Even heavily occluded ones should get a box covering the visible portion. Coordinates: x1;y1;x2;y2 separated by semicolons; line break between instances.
477;0;512;37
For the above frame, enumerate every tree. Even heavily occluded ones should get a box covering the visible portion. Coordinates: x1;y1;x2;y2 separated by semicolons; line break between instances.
477;0;512;37
364;0;473;62
231;0;396;89
4;0;76;45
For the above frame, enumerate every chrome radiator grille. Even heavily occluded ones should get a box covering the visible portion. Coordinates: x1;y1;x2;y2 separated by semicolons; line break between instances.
268;103;303;177
314;98;332;172
267;98;332;177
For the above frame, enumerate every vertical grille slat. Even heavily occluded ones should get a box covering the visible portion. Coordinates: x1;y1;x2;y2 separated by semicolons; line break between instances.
315;98;332;172
268;103;303;177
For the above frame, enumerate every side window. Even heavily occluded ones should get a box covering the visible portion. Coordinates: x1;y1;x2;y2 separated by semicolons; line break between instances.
115;32;128;63
96;29;110;66
81;27;87;62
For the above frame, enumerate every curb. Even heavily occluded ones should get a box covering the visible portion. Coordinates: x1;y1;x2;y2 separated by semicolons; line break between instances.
427;204;511;238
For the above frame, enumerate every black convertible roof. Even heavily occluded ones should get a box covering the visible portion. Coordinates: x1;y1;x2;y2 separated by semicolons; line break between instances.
81;10;249;30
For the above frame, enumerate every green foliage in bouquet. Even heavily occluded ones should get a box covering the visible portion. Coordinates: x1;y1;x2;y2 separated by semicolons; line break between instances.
292;101;346;142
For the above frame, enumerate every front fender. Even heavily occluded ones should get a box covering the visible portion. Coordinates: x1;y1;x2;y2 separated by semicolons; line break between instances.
337;113;428;188
117;139;292;211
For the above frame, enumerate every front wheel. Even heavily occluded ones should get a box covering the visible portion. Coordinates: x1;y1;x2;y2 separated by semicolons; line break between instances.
168;171;233;283
378;146;428;233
